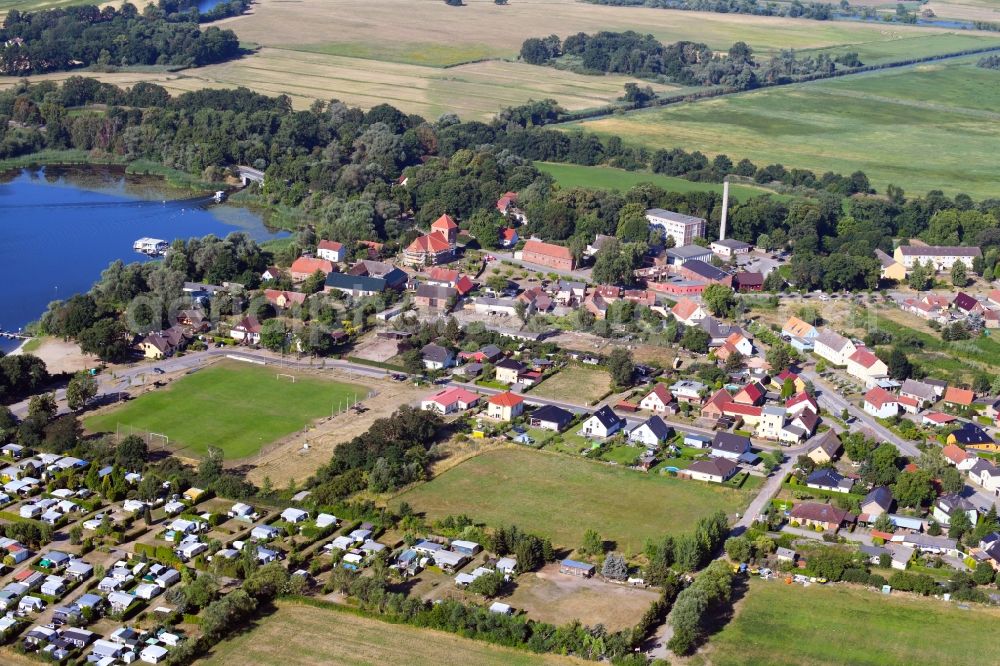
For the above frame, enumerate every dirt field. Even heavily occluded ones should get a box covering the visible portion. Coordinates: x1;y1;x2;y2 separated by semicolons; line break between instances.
243;373;425;487
532;364;612;404
548;330;679;369
203;601;584;665
503;564;660;631
351;333;404;363
12;336;101;374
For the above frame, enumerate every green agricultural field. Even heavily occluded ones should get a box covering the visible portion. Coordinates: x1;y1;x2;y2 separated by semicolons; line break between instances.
701;580;1000;665
394;448;754;552
537;162;776;201
204;601;582;666
84;362;365;459
573;58;1000;197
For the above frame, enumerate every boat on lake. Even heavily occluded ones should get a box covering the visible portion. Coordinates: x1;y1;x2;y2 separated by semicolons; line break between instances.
134;237;169;256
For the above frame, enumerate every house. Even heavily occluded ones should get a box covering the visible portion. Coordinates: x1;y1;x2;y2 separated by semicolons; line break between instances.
846;347;889;384
228;503;257;520
433;550;468;572
733;271;764;292
500;227;519;248
521;240;575;272
344;260;408;289
495;358;527;384
943;386;975;409
1;444;24;459
969;459;1000;495
670;297;707;325
875;248;906;281
529;405;574;432
231;316;262;345
141;645;170;664
289;257;334;282
19;595;44;613
733;381;766;406
670;380;706;404
922;411;957;427
629;416;672;447
789;502;854;531
861;486;893;520
66;559;93;581
723;401;762;426
782;316;818;342
251;525;280;541
280;508;309;523
403;216;456;266
580;406;625;439
645;209;706;247
107;591;135;613
949;423;997;451
451;540;481;556
785;391;818;418
473;296;519;317
138;326;190;359
639;384;675;414
897;533;959;557
263;289;307;311
316;240;346;263
771;370;805;394
679;260;732;287
942;443;977;471
486;392;524;421
898;379;938;409
421;387;480;415
685;456;739;484
807;431;842;465
41;575;66;597
665;244;714;265
812;330;857;367
724;331;754;357
893;244;981;273
421;343;455;371
806;468;854;493
711;432;751;460
134;583;162;600
863;386;899;418
755;405;786;440
261;266;285;282
415;283;456;311
953;292;986;315
711;238;752;258
559;559;596;578
932;494;979;527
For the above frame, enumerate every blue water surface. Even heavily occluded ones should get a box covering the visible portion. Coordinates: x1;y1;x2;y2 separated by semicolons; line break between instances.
0;166;287;352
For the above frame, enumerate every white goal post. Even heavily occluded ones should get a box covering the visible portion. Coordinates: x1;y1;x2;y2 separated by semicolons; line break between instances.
276;373;296;383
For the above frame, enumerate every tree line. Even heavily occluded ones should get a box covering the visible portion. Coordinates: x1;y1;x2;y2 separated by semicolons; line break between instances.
0;3;240;75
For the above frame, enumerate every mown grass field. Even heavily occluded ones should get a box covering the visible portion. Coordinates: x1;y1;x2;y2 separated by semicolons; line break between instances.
84;362;365;459
700;580;1000;666
203;601;582;666
537;162;776;201
531;364;612;404
394;448;753;553
573;58;1000;197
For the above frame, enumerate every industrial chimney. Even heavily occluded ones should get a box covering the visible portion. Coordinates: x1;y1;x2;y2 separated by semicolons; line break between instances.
719;179;730;241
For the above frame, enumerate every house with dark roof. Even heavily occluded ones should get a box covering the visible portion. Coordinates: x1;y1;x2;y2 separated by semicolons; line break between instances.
807;431;842;465
415;284;455;310
861;486;893;520
628;416;673;447
806;468;854;494
734;271;764;292
932;493;979;527
580;406;625;439
324;271;390;297
529;405;575;432
679;260;732;286
789;502;855;531
495;358;527;384
953;292;984;315
665;244;713;265
685;457;739;483
949;423;997;451
711;432;751;460
421;343;454;371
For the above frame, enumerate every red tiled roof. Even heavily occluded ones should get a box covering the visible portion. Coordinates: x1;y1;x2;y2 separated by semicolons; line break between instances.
455;275;475;296
428;387;478;406
502;228;518;241
723;403;762;417
431;214;458;231
790;502;852;525
944;386;974;406
427;267;460;283
785;391;818;412
488;391;523;407
897;395;919;409
849;347;882;369
318;240;342;252
942;443;969;464
671;297;702;321
407;233;452;254
523;239;572;261
645;383;673;405
290;257;334;275
924;411;957;424
264;289;307;305
864;386;897;409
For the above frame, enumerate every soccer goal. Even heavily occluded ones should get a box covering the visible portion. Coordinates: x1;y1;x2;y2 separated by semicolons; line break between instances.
276;373;296;383
148;432;169;450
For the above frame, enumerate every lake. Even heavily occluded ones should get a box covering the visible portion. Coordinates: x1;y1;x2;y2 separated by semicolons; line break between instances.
0;166;287;353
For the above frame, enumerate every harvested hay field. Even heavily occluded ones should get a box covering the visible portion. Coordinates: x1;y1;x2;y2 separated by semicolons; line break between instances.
531;364;612;404
203;601;583;666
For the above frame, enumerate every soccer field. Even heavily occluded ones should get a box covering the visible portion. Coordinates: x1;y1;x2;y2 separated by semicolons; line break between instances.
84;362;366;459
394;448;754;553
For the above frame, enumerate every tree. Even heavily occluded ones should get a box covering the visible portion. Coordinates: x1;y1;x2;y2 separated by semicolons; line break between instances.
950;259;968;287
601;552;629;581
28;393;57;422
260;319;289;351
581;528;604;556
886;347;912;381
873;512;894;533
468;209;504;250
66;371;98;411
514;300;529;324
892;469;934;508
927;521;942;536
701;284;736;317
949;510;973;540
400;349;425;375
680;326;710;354
973;561;995;586
606;347;634;387
765;343;792;372
907;259;931;291
467;570;505;597
780;377;795;399
723;350;745;373
723;536;751;562
615;203;650;243
115;435;148;470
78;319;131;362
939;466;964;494
863;444;900;487
301;269;326;294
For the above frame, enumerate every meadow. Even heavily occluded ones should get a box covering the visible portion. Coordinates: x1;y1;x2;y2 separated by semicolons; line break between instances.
393;448;754;553
84;362;366;459
530;364;612;404
572;57;1000;197
537;162;775;201
203;601;582;666
700;580;1000;665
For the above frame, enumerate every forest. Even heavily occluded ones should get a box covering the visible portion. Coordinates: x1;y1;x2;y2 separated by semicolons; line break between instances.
520;31;850;89
0;3;241;75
